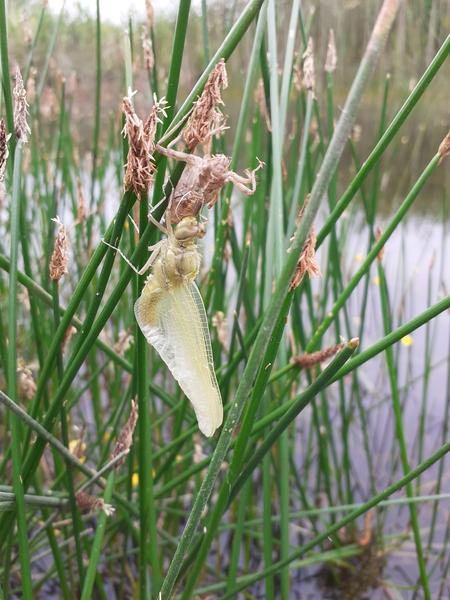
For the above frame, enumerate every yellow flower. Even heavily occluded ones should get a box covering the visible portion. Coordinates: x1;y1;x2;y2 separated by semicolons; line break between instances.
372;275;380;286
401;334;413;347
131;472;139;488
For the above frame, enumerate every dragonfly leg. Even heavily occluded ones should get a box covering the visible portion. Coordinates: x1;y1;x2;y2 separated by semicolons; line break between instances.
101;239;153;276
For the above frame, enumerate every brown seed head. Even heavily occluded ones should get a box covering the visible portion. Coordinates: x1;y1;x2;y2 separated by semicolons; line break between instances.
141;25;154;71
17;359;36;400
183;59;228;150
0;119;10;185
75;490;115;516
49;216;69;281
122;92;166;198
75;177;87;224
438;130;450;164
111;399;139;469
145;0;153;28
13;66;31;143
289;196;320;290
293;343;345;369
324;29;337;73
302;38;315;93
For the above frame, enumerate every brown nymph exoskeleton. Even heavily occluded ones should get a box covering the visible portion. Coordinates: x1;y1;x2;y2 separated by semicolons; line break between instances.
155;143;263;224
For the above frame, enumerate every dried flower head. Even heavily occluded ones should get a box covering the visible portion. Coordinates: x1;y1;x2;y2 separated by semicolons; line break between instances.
324;29;337;73
289;196;321;290
122;91;167;198
293;343;344;369
438;129;450;164
0;119;10;202
141;25;154;71
49;216;69;281
183;59;228;150
302;38;315;93
17;359;36;400
75;490;115;516
13;66;31;143
157;144;263;224
111;399;139;469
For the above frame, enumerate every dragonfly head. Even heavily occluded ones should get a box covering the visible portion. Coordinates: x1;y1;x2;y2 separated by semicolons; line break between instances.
174;217;205;242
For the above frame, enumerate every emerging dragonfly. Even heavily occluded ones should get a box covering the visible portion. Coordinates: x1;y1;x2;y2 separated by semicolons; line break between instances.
106;213;223;437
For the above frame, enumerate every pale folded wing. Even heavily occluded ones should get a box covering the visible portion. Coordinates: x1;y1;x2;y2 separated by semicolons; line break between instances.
134;281;223;437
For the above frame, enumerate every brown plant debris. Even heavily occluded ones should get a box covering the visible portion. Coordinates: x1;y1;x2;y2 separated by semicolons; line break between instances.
438;129;450;164
49;216;69;281
302;37;315;92
13;66;31;143
111;399;139;468
183;59;228;150
156;144;263;224
289;198;320;290
75;490;115;516
324;29;337;73
293;343;344;369
122;91;167;198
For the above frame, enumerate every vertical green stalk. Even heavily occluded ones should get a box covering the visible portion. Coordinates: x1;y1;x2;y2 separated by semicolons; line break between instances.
91;0;101;206
80;472;115;600
377;259;431;599
7;144;32;598
137;192;161;596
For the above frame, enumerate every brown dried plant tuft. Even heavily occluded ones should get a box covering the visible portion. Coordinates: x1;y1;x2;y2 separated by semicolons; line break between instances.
289;197;320;290
0;119;10;202
302;38;315;93
111;399;139;468
122;92;167;198
49;216;69;281
324;29;337;73
183;59;228;150
141;25;154;71
17;359;36;400
75;177;87;224
13;66;31;143
293;343;344;369
75;490;115;516
145;0;153;29
438;129;450;164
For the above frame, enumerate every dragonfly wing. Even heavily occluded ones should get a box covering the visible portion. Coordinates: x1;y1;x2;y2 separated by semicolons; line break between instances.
135;281;223;437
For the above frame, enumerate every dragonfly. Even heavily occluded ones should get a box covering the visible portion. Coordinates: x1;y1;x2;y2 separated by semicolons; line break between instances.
105;214;223;437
